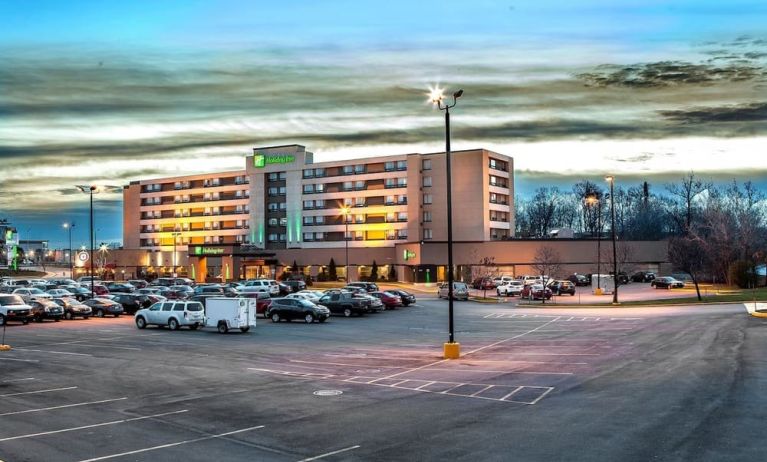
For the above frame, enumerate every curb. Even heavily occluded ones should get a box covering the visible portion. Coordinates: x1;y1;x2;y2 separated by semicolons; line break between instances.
751;311;767;318
745;302;767;318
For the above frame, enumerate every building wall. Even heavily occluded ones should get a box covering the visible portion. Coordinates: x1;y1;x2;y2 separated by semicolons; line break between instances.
122;184;141;249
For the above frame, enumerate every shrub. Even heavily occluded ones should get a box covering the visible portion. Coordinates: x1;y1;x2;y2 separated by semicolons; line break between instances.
728;260;756;288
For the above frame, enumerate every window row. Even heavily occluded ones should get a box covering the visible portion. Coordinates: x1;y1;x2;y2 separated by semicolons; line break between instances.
384;160;408;171
489;158;509;172
267;186;287;196
489;175;508;188
490;193;509;205
267;172;287;182
490;211;509;222
267;202;288;212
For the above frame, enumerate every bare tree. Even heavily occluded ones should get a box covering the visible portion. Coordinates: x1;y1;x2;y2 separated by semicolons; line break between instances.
531;246;562;304
668;236;707;301
665;172;711;233
601;242;636;278
525;187;561;237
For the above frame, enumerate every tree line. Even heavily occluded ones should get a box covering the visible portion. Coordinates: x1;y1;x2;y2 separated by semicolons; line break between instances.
514;173;767;292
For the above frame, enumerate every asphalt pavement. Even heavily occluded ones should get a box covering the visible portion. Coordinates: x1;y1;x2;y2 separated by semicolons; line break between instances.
0;299;765;461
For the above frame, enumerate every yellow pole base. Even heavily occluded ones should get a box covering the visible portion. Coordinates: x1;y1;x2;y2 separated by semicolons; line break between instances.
594;288;604;296
0;344;12;351
443;342;461;359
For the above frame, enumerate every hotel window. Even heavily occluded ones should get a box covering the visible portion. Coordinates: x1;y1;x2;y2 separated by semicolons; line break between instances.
385;178;396;188
303;232;314;241
268;233;278;242
386;212;396;222
303;200;314;210
355;180;365;190
386;230;397;240
303;169;314;178
315;215;324;224
236;235;243;243
212;207;221;215
303;216;313;225
268;187;278;196
315;168;325;177
174;210;182;218
174;196;182;203
303;184;314;194
279;233;286;242
343;181;353;191
182;223;190;231
396;160;407;170
268;203;279;212
343;165;354;175
279;217;287;227
397;212;407;222
236;220;243;228
423;194;433;205
385;161;395;171
204;222;212;230
355;197;365;207
354;164;366;174
268;173;278;181
244;220;249;229
269;218;278;226
422;159;432;170
315;184;325;193
397;229;408;239
279;203;287;211
423;229;433;240
385;195;395;205
354;230;364;240
212;192;220;200
423;176;432;187
278;187;286;196
235;190;243;198
212;222;220;229
355;214;365;224
204;207;211;216
279;172;287;181
182;195;190;202
396;195;406;205
315;199;325;209
489;158;508;172
397;178;407;187
212;178;221;186
423;211;432;222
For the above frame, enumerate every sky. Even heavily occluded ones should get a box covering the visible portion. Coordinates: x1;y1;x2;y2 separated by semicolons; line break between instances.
1;0;766;248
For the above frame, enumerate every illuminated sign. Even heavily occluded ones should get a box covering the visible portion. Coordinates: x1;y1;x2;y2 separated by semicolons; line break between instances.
193;246;225;256
77;251;89;262
253;153;295;168
403;249;416;261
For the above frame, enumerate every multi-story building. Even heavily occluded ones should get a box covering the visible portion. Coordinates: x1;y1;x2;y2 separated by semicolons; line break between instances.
122;144;514;281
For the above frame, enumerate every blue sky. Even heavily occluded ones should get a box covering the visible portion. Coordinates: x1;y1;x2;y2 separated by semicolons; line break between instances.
1;1;766;247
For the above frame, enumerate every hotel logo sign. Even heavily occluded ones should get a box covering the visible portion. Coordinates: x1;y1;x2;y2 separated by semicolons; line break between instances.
253;153;296;168
193;246;225;256
403;249;416;261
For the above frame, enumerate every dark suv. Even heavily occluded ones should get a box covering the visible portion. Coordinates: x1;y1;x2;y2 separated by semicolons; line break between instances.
29;299;65;322
318;291;371;317
548;280;576;296
267;298;330;323
566;274;590;286
111;293;152;314
284;279;307;293
631;271;656;283
346;282;379;293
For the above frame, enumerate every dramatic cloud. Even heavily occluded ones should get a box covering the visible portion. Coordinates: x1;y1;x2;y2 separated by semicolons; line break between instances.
660;102;767;123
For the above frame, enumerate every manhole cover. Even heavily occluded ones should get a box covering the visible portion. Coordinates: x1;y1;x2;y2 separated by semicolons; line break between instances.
313;390;343;396
355;369;380;373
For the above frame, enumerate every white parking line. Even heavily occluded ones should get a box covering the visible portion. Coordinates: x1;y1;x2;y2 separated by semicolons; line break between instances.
0;378;36;383
297;445;361;461
0;386;77;398
500;387;524;401
0;410;188;442
0;357;39;363
0;397;127;417
464;317;563;355
76;425;265;462
13;348;93;357
470;385;494;397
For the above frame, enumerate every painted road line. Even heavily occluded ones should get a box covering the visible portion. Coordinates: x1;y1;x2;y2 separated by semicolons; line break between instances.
431;368;573;375
297;445;361;461
0;386;77;398
13;348;93;357
414;381;436;390
528;387;555;405
470;385;495;397
0;410;188;442
289;359;404;369
0;357;39;363
499;387;524;401
76;425;265;462
464;317;563;356
0;398;127;417
0;378;36;383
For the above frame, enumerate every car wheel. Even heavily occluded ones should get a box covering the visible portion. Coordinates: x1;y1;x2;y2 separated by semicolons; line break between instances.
557;290;562;296
114;313;120;318
319;318;327;323
64;312;73;320
168;318;179;330
217;322;228;334
304;313;315;323
22;319;29;325
271;313;281;323
54;318;60;322
83;316;89;320
96;309;104;318
135;316;147;329
240;326;250;333
343;308;352;317
189;323;199;330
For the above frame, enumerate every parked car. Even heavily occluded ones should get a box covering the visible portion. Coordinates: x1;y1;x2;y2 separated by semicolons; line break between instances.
437;282;469;300
566;274;590;286
91;284;110;296
388;289;416;306
294;290;322;303
548;280;576;296
29;299;65;322
472;278;496;290
193;285;223;296
651;277;685;289
631;271;657;283
370;291;403;309
341;287;384;311
77;276;101;284
497;280;524;297
173;277;195;286
615;272;630;285
244;279;279;296
0;294;32;325
110;293;152;314
62;286;92;301
520;284;553;300
318;291;371;317
134;300;205;330
82;298;124;317
267;298;330;323
53;297;92;320
346;282;379;293
153;277;177;287
283;279;307;293
12;287;53;302
46;288;74;298
277;282;291;295
128;279;149;289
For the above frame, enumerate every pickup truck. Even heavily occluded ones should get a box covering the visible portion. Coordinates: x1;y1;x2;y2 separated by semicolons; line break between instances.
318;291;371;317
0;294;33;325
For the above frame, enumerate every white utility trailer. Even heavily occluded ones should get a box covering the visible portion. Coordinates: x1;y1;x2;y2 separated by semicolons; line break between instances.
204;298;256;333
591;274;615;295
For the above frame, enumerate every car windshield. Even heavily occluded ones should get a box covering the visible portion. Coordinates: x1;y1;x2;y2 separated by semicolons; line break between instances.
186;302;203;311
0;295;25;305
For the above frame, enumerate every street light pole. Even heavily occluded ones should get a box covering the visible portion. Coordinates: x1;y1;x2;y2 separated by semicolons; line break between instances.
606;175;619;304
341;206;350;283
76;185;98;299
430;86;463;359
597;199;601;293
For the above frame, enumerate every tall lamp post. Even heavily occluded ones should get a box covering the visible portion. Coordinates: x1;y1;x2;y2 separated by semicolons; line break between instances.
340;205;350;283
430;85;463;360
63;222;75;278
76;185;98;298
584;196;602;293
605;175;619;304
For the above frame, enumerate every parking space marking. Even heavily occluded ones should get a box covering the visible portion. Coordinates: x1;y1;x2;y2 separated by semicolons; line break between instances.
470;385;494;397
499;387;524;401
464;317;562;356
0;378;36;383
0;410;188;442
0;386;77;398
12;348;92;357
0;357;39;363
0;397;127;417
484;313;643;322
297;445;361;462
76;425;265;462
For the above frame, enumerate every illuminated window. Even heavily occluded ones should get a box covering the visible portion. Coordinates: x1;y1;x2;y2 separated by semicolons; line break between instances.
396;160;407;170
423;176;432;187
279;217;287;227
397;212;407;222
397;229;408;239
385;195;395;205
385;161;395;171
422;159;432;170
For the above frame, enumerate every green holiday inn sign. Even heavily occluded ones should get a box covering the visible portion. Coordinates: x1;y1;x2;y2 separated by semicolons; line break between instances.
253;153;296;168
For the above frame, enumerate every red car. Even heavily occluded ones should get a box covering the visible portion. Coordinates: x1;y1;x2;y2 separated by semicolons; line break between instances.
238;291;273;317
520;284;552;300
472;278;496;290
91;284;109;296
370;291;402;309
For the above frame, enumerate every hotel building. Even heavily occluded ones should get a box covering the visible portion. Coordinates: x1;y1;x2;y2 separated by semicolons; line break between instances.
122;144;514;281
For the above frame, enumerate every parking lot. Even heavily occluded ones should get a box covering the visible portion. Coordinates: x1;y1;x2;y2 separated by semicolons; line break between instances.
1;298;766;461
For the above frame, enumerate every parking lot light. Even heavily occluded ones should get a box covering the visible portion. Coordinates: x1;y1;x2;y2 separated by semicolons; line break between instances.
605;175;619;304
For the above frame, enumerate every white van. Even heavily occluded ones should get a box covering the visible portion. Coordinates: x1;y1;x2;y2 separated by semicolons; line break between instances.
204;298;257;333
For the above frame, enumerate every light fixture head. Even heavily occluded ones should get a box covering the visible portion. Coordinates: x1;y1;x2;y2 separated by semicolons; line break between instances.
453;89;464;99
605;175;614;182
